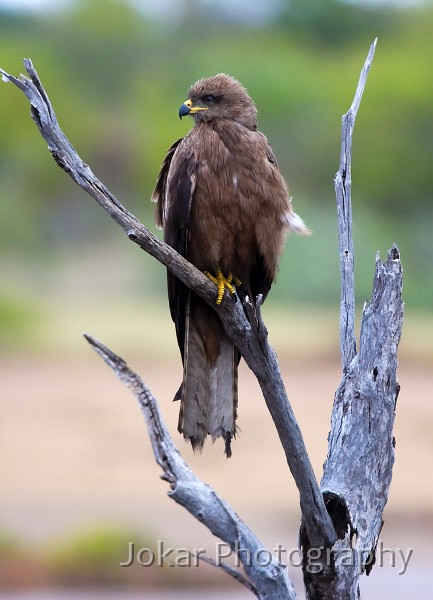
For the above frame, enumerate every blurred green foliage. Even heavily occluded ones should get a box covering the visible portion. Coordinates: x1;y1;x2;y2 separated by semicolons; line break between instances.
48;524;153;569
0;530;21;555
0;0;431;319
0;525;188;588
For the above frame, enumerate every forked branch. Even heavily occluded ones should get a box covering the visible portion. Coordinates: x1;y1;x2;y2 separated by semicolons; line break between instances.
302;38;403;599
84;334;295;599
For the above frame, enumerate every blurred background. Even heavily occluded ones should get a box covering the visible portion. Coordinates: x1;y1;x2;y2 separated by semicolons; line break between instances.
0;0;432;598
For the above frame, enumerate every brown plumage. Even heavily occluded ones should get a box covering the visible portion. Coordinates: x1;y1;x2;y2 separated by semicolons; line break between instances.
152;74;309;457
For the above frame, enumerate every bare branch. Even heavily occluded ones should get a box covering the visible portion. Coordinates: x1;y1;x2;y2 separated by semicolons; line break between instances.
84;334;295;600
198;555;259;597
0;61;218;309
298;40;404;599
334;38;378;373
1;58;336;551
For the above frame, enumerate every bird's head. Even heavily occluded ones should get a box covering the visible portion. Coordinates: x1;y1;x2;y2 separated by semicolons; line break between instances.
179;74;257;130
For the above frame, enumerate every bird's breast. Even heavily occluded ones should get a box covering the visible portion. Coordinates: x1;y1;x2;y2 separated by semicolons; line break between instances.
186;123;287;281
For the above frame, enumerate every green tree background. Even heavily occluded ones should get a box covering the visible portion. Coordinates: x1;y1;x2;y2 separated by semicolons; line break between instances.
1;0;432;353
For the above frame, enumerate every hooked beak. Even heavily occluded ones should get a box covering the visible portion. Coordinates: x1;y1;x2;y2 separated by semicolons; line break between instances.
179;100;192;119
178;98;208;120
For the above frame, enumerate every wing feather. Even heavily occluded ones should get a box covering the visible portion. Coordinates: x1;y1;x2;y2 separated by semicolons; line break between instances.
152;138;196;364
152;137;184;228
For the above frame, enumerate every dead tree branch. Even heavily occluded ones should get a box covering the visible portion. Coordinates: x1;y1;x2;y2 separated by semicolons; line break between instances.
335;38;377;373
83;334;294;600
198;554;259;596
318;246;402;599
298;39;404;599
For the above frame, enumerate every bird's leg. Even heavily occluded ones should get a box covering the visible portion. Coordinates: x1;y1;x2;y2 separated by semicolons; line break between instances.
204;268;242;305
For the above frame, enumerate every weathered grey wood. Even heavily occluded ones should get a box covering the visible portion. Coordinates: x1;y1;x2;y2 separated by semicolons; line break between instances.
335;38;377;373
84;334;296;600
303;247;403;600
319;246;402;600
298;38;403;599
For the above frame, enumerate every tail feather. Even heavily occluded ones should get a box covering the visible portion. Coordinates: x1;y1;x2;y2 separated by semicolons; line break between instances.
177;295;238;456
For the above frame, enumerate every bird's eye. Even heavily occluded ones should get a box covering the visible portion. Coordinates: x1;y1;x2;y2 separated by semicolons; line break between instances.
201;94;215;105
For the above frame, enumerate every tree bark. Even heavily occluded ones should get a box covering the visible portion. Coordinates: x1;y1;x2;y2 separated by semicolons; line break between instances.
0;39;403;598
319;246;402;597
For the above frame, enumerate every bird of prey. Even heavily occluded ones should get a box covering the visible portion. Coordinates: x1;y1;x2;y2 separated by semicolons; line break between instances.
152;74;309;457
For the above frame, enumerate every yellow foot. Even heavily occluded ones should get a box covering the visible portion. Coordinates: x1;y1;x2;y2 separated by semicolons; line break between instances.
204;268;242;305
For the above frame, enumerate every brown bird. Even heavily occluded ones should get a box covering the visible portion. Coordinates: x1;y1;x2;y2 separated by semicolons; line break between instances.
152;74;309;457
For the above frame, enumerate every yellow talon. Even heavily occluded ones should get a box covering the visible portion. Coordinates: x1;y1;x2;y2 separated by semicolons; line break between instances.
204;268;241;305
